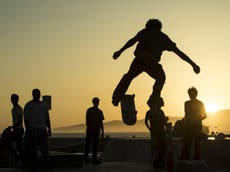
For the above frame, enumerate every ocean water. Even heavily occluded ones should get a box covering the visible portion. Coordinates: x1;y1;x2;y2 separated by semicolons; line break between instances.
1;132;229;140
51;132;230;140
51;132;150;138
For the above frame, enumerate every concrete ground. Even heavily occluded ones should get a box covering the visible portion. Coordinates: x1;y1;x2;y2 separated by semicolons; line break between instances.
0;162;229;172
0;138;229;172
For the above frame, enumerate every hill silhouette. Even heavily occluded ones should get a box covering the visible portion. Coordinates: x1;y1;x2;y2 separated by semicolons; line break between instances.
53;116;181;133
203;109;230;134
53;110;230;134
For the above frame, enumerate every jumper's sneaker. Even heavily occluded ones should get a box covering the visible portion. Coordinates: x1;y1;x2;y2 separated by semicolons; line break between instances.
112;99;119;106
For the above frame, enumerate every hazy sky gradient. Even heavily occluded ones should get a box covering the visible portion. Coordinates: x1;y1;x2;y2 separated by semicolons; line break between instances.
1;0;230;131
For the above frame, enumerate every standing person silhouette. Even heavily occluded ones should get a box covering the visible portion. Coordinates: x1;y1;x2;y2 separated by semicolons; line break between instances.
145;97;168;168
112;19;200;106
9;94;24;163
24;88;51;167
181;87;207;160
84;97;104;165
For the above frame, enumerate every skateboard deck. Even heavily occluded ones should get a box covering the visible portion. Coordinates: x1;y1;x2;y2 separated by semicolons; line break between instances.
120;94;137;125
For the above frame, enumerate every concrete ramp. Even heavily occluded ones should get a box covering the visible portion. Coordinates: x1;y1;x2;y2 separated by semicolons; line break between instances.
103;138;152;162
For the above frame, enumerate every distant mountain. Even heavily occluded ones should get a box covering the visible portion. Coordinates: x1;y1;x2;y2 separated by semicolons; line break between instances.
203;109;230;134
53;110;230;134
53;116;181;133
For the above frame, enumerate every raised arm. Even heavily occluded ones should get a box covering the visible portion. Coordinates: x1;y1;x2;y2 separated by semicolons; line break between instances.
113;36;139;60
172;46;200;74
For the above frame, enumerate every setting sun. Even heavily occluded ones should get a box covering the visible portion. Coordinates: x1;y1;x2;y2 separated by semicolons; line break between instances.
205;102;220;113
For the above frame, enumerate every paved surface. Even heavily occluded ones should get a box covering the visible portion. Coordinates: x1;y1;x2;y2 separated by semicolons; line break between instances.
103;138;152;162
0;138;229;171
0;162;229;172
0;163;156;172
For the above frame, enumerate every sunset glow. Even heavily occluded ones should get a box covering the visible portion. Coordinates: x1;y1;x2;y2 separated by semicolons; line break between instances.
205;102;220;113
1;0;230;132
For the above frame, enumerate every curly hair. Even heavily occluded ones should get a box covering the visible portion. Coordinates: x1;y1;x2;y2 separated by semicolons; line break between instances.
188;87;198;99
145;19;162;30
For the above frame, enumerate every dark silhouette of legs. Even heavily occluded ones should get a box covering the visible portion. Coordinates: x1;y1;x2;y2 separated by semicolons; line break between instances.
84;133;91;162
158;136;166;166
181;124;202;160
181;138;192;160
8;128;24;162
92;134;99;162
181;128;193;160
194;136;201;160
112;58;166;106
23;128;49;168
150;136;157;162
13;128;24;163
145;63;165;100
84;132;100;164
112;58;143;106
14;128;24;159
37;130;49;164
151;135;166;168
193;125;202;160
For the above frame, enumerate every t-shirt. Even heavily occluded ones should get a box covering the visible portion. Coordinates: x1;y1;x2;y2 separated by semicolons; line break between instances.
134;28;176;63
86;106;104;133
11;105;23;129
24;100;49;130
184;99;206;125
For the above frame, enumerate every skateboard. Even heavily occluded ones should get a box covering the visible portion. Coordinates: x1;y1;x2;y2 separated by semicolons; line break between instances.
120;94;137;125
42;95;52;110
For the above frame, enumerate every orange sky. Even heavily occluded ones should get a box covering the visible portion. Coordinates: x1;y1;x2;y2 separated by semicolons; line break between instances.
1;0;230;132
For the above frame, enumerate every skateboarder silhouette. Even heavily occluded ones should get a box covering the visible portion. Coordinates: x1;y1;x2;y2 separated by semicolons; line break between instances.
112;19;200;106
